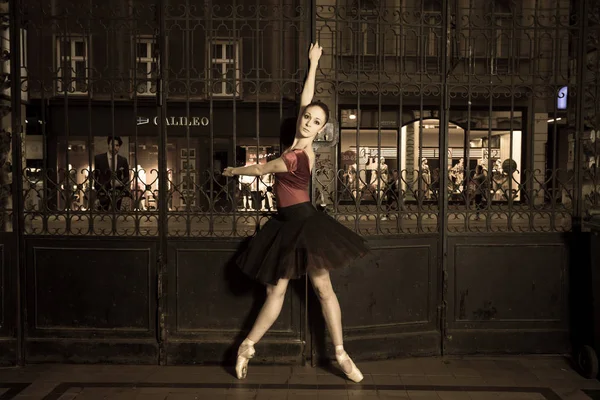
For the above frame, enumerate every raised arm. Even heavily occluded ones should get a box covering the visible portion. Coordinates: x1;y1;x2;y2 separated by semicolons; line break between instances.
299;42;323;109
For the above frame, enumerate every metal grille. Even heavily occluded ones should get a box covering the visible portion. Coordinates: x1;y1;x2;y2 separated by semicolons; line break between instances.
4;0;597;237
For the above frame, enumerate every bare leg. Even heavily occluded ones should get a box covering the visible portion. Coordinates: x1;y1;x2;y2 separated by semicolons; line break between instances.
236;278;290;379
307;268;344;346
247;278;290;343
308;268;362;382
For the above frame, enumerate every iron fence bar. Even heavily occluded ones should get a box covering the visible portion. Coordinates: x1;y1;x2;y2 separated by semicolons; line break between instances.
439;0;451;354
254;0;260;230
508;3;518;229
87;14;93;234
526;83;534;224
110;9;118;235
417;0;424;234
130;13;140;234
333;1;339;217
527;0;540;221
354;0;361;234
207;0;215;236
486;42;496;229
61;12;70;228
157;0;169;366
40;24;48;234
308;0;316;369
9;0;24;366
376;14;382;232
396;3;405;233
396;84;403;233
573;0;587;227
467;0;478;230
549;3;562;232
222;1;235;236
185;0;192;237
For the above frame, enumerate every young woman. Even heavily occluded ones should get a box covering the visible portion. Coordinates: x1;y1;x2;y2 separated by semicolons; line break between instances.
223;42;370;383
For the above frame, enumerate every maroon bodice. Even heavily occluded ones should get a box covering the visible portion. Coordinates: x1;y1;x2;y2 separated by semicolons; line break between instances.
274;149;311;208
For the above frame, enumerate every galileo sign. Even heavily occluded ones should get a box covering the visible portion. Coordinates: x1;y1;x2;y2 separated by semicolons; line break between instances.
137;116;210;127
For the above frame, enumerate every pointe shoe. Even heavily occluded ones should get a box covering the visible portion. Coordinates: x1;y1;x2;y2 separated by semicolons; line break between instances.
336;350;364;383
235;343;256;380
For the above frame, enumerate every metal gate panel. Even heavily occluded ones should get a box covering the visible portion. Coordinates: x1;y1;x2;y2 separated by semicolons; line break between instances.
5;0;598;365
23;237;159;364
0;234;17;365
445;234;569;354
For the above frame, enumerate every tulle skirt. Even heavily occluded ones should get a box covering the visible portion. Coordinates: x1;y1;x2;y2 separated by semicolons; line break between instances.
237;201;371;285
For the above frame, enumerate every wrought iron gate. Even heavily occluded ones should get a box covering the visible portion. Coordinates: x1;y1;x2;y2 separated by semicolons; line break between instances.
0;0;598;365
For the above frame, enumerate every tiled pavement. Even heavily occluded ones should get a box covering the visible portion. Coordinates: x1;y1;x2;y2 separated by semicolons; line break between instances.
1;356;600;400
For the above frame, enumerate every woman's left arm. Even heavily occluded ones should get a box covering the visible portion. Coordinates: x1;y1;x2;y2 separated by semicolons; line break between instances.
223;157;288;177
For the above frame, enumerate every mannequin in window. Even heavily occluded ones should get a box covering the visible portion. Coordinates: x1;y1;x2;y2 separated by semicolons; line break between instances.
365;156;376;187
450;157;465;191
239;171;255;211
480;149;489;172
135;165;147;211
492;158;504;198
347;163;359;199
420;158;431;199
378;156;388;185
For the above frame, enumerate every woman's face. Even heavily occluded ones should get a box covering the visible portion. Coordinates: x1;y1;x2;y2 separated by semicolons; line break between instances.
298;106;327;138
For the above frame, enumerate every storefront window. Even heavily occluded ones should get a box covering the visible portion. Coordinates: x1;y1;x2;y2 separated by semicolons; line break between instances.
236;145;279;211
340;129;398;203
339;108;524;204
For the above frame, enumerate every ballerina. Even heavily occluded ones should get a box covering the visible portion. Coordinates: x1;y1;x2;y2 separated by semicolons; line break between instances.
223;42;369;383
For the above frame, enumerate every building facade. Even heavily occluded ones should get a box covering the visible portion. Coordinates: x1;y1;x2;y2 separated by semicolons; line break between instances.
0;0;598;365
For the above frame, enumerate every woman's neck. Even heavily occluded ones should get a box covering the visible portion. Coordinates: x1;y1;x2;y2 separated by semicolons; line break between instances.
291;137;313;151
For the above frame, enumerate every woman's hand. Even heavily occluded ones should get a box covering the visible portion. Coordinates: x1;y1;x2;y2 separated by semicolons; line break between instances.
223;167;235;177
308;42;323;63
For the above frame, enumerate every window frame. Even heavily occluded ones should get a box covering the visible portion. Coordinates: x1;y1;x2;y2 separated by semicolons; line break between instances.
55;35;89;95
134;35;157;96
209;39;241;98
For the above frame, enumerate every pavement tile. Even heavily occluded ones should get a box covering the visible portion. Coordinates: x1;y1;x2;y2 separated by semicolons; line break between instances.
435;392;473;400
465;392;502;399
406;390;441;399
400;376;432;386
450;368;482;378
377;389;411;399
427;377;463;386
371;374;402;386
288;394;318;400
316;391;349;399
16;380;61;396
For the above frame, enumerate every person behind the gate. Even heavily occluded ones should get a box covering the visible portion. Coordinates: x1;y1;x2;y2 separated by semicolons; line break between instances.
93;136;131;211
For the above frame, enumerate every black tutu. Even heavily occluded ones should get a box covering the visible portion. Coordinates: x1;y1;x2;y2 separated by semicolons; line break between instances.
237;201;371;285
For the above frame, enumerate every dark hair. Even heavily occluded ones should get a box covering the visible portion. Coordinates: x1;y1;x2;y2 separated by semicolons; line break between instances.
107;136;123;146
305;101;330;125
476;164;483;173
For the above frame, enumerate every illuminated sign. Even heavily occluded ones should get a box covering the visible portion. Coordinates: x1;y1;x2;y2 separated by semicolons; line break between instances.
136;116;210;126
557;86;567;110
